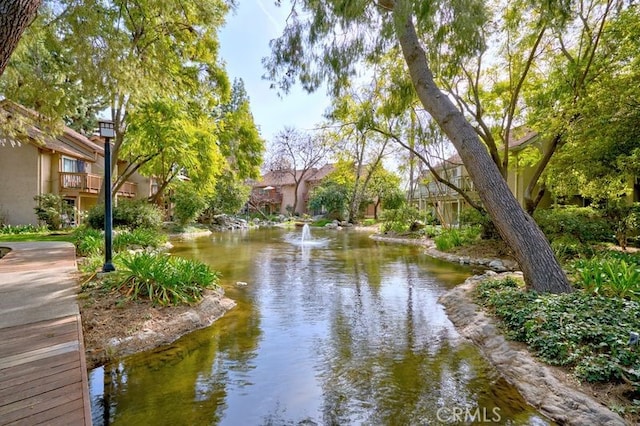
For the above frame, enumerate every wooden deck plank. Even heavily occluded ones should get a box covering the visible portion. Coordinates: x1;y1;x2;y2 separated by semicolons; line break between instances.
0;367;81;406
0;352;76;385
0;358;80;391
0;382;82;424
1;329;78;358
36;404;86;426
0;316;76;341
0;341;79;370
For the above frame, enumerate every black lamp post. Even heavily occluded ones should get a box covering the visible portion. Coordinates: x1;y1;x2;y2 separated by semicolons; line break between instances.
99;120;116;273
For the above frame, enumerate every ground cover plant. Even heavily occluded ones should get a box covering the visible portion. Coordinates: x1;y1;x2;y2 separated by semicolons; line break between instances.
475;277;640;416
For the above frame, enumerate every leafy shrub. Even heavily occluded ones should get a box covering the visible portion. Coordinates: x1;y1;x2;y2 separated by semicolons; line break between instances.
362;218;376;226
433;226;481;251
603;201;640;249
570;252;640;300
380;205;421;233
0;224;48;234
34;194;75;230
72;226;104;257
113;228;167;252
110;252;219;306
87;200;163;230
550;235;594;260
172;181;207;226
312;218;333;227
308;181;349;220
534;206;613;243
459;208;499;240
475;278;640;390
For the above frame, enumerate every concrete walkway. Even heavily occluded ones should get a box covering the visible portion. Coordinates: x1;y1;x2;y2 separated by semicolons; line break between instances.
0;242;91;425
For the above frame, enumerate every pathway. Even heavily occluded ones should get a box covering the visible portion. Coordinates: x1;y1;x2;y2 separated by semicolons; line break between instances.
0;242;91;425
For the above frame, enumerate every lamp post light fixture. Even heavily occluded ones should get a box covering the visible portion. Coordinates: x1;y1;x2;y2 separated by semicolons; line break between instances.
99;120;116;273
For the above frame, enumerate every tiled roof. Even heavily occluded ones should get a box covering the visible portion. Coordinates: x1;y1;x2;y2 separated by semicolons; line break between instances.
253;164;336;188
432;129;539;170
0;100;100;162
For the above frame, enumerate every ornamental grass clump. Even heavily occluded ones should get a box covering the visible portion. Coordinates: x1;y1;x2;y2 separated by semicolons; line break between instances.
475;278;640;393
110;252;219;306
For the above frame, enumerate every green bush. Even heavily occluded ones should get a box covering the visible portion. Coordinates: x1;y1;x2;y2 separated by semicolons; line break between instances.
72;226;104;257
34;194;75;230
0;224;48;234
570;252;640;301
550;235;594;260
534;206;613;243
113;228;167;252
380;205;421;233
87;200;163;230
459;208;499;240
109;252;220;306
475;278;640;390
434;226;481;251
172;181;207;226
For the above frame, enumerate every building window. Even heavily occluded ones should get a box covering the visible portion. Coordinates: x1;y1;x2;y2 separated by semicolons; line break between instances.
62;157;85;173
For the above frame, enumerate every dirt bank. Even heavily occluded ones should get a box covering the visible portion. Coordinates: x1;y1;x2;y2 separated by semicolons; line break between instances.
79;285;235;370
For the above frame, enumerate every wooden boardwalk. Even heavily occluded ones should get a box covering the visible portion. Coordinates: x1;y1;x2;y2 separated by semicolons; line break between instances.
0;242;91;425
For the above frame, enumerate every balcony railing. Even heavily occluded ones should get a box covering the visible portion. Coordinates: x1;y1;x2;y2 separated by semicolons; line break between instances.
250;190;283;205
59;172;137;198
418;176;475;198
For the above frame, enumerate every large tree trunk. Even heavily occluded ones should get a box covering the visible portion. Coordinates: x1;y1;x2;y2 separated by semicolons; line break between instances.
0;0;41;77
395;11;571;293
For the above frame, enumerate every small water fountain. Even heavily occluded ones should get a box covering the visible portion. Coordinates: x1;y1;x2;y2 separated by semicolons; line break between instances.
301;223;312;243
284;223;329;247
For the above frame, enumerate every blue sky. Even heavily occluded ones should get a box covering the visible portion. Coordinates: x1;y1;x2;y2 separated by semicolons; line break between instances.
219;1;331;145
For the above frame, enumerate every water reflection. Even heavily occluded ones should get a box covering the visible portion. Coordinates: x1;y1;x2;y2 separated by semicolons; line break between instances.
90;228;552;425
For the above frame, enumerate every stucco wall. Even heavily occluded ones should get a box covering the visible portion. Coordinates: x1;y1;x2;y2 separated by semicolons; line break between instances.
0;144;40;225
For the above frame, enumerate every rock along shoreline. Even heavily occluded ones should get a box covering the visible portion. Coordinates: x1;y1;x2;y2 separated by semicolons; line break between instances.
371;234;627;425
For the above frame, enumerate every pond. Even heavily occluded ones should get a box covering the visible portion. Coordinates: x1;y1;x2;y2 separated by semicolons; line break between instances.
89;227;553;425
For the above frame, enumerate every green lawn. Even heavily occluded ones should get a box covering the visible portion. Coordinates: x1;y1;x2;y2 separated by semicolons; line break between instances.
0;232;74;243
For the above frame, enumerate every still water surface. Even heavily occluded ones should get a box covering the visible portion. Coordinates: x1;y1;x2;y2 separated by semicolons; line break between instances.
89;228;552;425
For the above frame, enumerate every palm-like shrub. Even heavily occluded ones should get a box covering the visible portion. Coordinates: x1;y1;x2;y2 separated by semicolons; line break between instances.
112;252;219;306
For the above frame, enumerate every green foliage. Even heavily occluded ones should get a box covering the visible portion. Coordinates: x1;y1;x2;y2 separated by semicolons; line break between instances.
308;180;350;220
206;175;251;215
434;226;481;251
570;252;640;301
113;228;167;252
534;206;613;244
172;181;207;226
380;205;421;233
550;236;594;261
72;226;103;257
475;278;640;389
459;208;499;239
33;194;74;230
312;218;333;227
87;200;163;231
0;224;48;235
110;252;219;306
603;201;640;249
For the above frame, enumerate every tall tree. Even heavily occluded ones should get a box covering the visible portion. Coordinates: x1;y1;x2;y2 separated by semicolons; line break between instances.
522;0;618;212
267;126;330;214
2;0;233;201
265;0;572;292
0;0;41;77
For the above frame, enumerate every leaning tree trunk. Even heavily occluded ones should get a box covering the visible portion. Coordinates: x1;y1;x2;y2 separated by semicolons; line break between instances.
395;10;571;293
0;0;41;77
